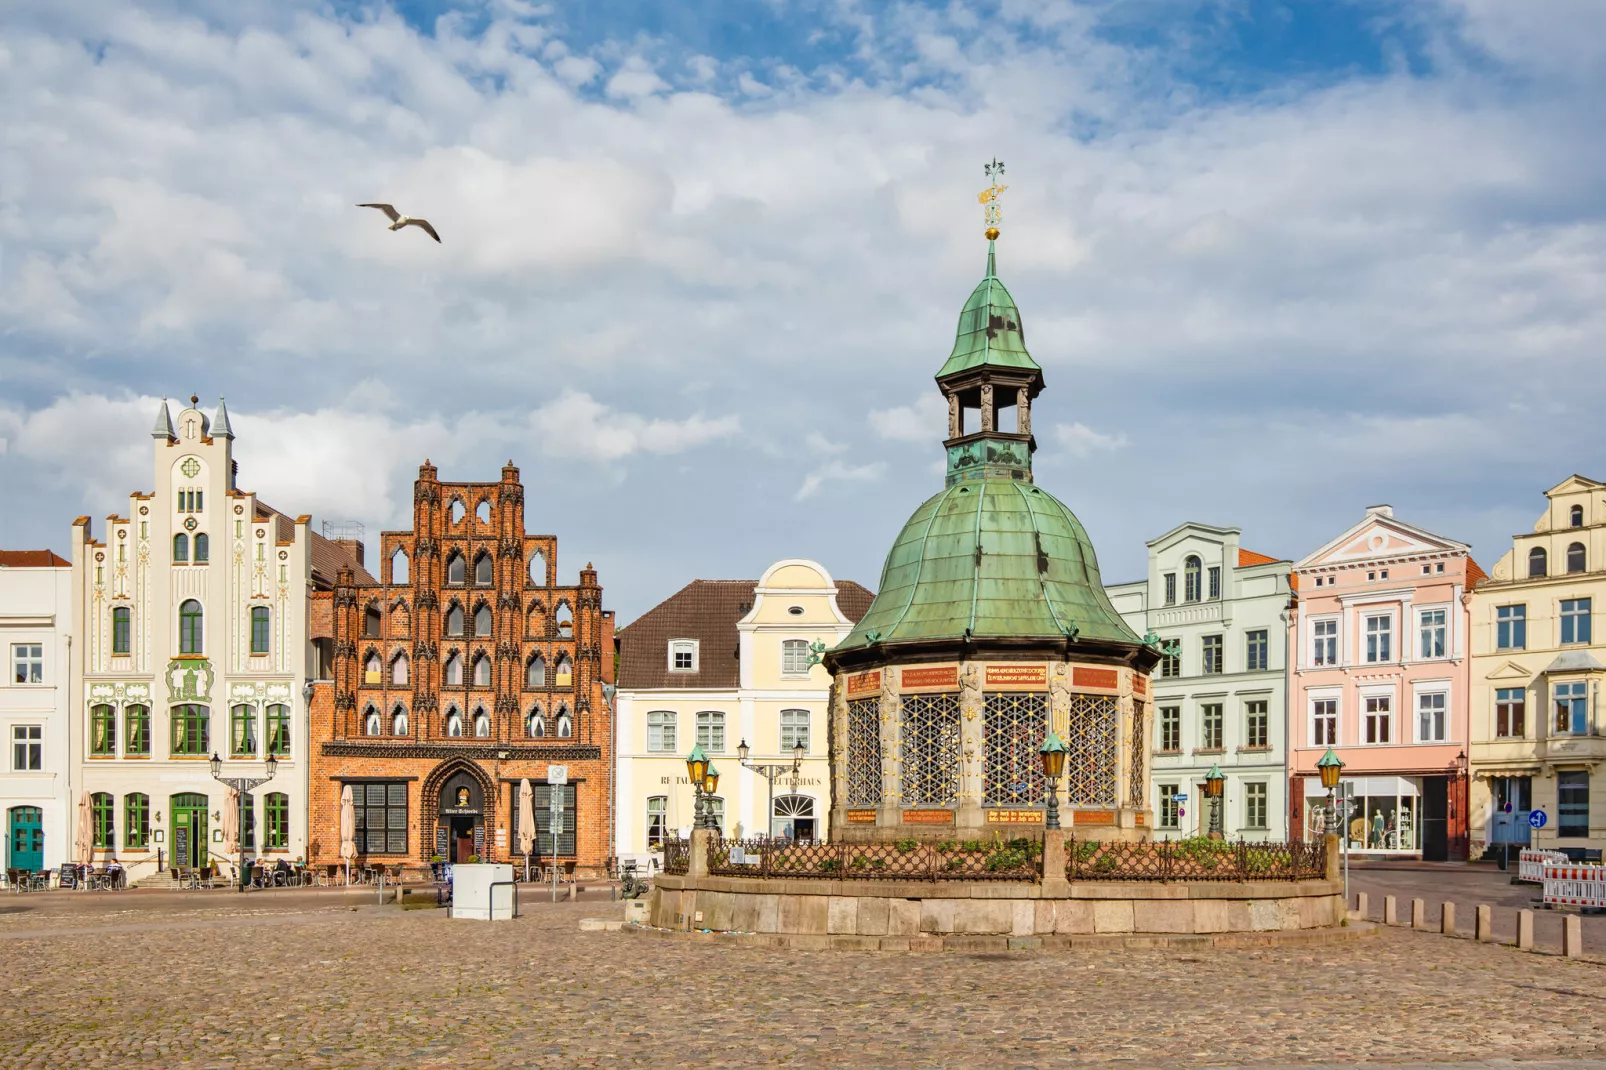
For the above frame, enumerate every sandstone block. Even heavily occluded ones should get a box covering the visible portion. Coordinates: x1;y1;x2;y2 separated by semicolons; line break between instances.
1054;900;1095;934
857;897;890;936
828;896;858;935
1132;899;1194;933
1093;900;1135;933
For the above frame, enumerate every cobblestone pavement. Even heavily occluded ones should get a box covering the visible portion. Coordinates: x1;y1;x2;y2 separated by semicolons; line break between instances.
1348;862;1606;953
3;887;1606;1069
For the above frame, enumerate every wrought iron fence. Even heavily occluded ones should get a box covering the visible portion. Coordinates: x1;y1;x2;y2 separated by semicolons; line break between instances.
1066;838;1326;882
662;838;690;875
704;837;1040;881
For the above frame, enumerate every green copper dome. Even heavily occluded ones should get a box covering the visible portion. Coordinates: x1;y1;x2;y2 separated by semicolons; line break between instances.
935;242;1041;379
834;479;1140;652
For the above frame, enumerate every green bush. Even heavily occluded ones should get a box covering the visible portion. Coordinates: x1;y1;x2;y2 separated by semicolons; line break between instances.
960;839;985;853
894;838;919;853
985;846;1030;871
820;859;840;872
935;840;957;853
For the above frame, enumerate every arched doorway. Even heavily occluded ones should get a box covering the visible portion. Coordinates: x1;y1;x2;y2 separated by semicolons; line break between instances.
772;794;816;841
438;769;486;863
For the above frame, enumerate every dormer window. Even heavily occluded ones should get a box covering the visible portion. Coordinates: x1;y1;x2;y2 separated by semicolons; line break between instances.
1571;504;1584;527
669;639;698;673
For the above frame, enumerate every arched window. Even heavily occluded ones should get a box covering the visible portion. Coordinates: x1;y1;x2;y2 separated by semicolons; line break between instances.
179;599;203;654
364;653;382;684
526;655;546;688
473;604;492;636
475;500;491;524
1571;505;1584;527
112;606;131;655
556;602;573;638
194;533;209;564
173;533;189;564
472;655;491;687
445;708;463;737
445;604;464;636
527;604;546;637
390;602;410;636
250;606;270;654
473;709;490;737
554;655;573;687
446;553;465;584
474;554;493;586
392;706;409;735
556;711;572;738
450;499;465;524
391;548;409;584
1184;556;1202;602
391;654;409;686
443;653;463;686
527;709;546;737
363;603;382;638
1529;546;1548;578
1567;542;1586;574
528;551;546;585
364;706;381;736
773;794;817;841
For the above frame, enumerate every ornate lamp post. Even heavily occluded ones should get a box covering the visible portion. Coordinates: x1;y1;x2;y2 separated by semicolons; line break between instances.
210;750;277;892
1204;763;1225;840
701;765;721;832
737;738;807;839
1038;732;1067;831
685;744;709;834
1317;748;1344;836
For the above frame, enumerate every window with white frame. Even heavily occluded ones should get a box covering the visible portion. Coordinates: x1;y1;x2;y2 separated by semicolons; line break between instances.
1163;573;1176;605
1418;609;1446;659
1311;619;1337;666
780;709;810;752
646;796;668;847
646;710;677;753
1159;642;1181;678
696;710;725;752
1158;706;1181;752
1495;688;1526;738
1157;782;1180;829
1201;635;1224;675
1208;565;1221;600
12;644;42;684
1416;691;1447;742
1184;556;1202;602
1245;700;1268;749
781;639;811;675
1244;782;1268;830
668;640;698;673
12;725;42;771
1496;605;1526;651
1201;703;1223;750
1555;681;1589;736
1365;615;1392;663
1561;599;1592;645
1364;695;1392;744
1245;630;1268;672
1311;698;1337;746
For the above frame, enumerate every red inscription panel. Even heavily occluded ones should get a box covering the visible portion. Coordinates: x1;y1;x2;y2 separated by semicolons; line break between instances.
846;671;882;696
901;665;959;690
1072;667;1120;690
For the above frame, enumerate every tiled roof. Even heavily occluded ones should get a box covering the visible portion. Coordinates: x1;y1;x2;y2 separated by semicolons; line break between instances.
254;502;376;587
0;550;70;568
1466;557;1487;588
617;578;875;691
1237;548;1281;568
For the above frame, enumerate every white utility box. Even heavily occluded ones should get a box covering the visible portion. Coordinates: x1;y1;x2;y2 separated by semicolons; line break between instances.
451;863;517;920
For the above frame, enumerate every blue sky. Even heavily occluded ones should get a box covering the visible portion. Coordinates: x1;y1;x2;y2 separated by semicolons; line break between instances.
2;0;1604;619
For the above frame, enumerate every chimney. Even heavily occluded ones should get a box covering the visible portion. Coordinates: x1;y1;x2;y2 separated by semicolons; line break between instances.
1365;504;1393;519
336;539;365;567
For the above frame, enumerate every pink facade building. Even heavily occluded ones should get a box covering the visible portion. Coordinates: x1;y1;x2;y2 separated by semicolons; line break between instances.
1287;505;1482;860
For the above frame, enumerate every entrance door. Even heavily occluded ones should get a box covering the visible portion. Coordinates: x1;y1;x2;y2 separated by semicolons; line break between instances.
1421;776;1449;861
772;795;816;841
171;793;209;870
450;816;475;863
7;807;43;872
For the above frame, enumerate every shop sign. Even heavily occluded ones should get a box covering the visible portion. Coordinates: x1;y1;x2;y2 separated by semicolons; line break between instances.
901;809;955;824
985;809;1043;824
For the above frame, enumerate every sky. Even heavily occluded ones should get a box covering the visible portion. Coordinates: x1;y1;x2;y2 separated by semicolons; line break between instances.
1;0;1603;622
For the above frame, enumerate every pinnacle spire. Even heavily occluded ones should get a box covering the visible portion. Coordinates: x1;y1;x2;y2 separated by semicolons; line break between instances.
212;397;234;439
150;397;174;440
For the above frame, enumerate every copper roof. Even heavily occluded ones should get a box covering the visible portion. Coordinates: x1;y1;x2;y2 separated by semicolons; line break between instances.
617;579;874;690
0;550;70;568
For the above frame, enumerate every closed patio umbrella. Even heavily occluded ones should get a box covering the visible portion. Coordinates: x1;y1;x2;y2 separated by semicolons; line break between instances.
518;778;535;882
74;791;93;868
339;784;357;885
222;788;241;858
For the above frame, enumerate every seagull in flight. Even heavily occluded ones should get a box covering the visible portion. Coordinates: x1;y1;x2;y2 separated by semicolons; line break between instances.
358;203;441;243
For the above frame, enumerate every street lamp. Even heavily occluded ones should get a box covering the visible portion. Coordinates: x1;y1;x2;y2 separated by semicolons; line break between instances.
210;750;278;892
1317;748;1344;836
701;765;720;832
737;737;807;840
1204;763;1225;841
685;744;709;833
1038;731;1067;831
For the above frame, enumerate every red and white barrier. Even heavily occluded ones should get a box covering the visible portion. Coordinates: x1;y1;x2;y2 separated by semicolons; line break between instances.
1542;863;1606;908
1519;849;1569;883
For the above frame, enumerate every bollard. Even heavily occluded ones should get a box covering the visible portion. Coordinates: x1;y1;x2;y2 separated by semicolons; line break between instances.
1384;895;1398;925
568;882;577;902
1564;915;1582;958
1411;898;1426;929
1355;892;1369;919
1518;909;1534;950
1441;901;1456;936
1476;904;1492;942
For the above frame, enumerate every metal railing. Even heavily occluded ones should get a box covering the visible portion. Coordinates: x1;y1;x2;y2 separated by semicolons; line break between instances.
1066;838;1327;882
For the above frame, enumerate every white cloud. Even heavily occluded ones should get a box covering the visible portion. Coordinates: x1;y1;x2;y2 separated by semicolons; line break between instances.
1054;422;1129;458
795;461;885;501
805;432;847;454
530;391;740;462
869;394;948;442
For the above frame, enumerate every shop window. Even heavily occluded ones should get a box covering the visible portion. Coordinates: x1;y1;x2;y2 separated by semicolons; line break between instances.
354;782;409;854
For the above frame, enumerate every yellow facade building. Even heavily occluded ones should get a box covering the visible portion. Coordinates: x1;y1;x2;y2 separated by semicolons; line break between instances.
612;561;871;872
1471;475;1606;856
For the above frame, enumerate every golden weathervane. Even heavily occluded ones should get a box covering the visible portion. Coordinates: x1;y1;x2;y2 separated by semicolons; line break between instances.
978;158;1007;239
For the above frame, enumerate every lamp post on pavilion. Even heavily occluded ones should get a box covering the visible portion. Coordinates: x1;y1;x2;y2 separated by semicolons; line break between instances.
210;751;277;892
1039;732;1067;831
1317;748;1344;836
738;738;806;840
1204;763;1225;841
700;765;721;833
685;744;709;834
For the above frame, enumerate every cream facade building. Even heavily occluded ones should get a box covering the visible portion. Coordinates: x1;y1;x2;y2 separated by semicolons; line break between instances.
1470;475;1606;856
69;397;353;881
612;560;871;869
1;551;74;876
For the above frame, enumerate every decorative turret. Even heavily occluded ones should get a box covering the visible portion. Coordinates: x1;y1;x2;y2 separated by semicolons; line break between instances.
211;397;234;440
151;397;175;440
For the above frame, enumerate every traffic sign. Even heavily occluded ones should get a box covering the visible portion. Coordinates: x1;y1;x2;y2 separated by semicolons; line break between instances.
1173;793;1188;801
1530;810;1548;829
1503;802;1513;813
1178;808;1186;818
547;765;568;786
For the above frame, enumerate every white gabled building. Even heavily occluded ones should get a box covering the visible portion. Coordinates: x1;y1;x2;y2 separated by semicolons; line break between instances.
1106;524;1294;840
70;396;357;882
1;550;74;878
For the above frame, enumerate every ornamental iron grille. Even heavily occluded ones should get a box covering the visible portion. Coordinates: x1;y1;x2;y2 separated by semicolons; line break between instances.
982;692;1048;807
899;692;961;807
662;837;690;875
706;836;1038;881
1065;693;1118;806
845;697;883;808
1065;838;1326;882
1127;701;1146;806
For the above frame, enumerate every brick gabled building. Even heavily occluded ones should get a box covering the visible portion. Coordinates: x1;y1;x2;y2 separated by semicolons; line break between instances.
309;460;615;877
